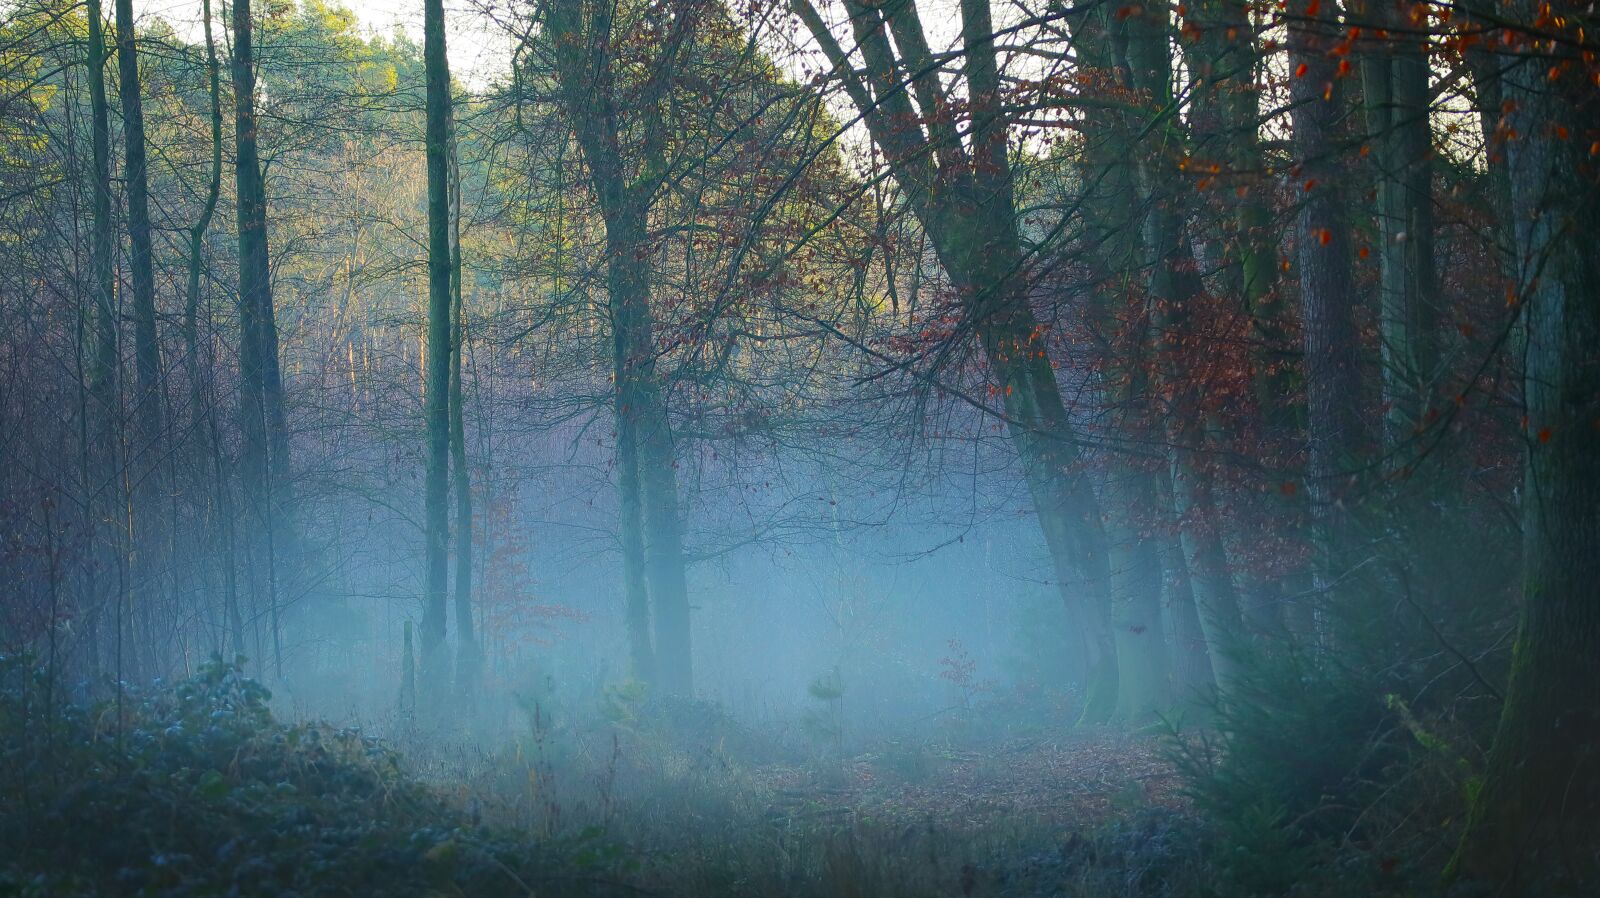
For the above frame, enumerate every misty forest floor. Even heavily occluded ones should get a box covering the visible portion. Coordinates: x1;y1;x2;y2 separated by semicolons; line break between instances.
747;731;1182;831
9;660;1513;898
426;723;1207;898
2;660;1217;898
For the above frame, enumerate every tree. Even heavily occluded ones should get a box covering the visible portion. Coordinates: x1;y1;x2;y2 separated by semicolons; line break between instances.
1356;0;1438;452
792;0;1140;721
181;0;245;657
449;118;479;705
83;0;118;678
536;0;711;695
1179;0;1308;636
113;0;163;686
1286;0;1368;632
231;0;290;678
1453;6;1600;881
422;0;458;709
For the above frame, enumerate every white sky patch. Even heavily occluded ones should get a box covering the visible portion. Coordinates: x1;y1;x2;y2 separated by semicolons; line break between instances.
132;0;514;87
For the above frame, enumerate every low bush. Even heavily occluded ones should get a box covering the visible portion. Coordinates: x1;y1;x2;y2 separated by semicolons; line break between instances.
0;655;617;898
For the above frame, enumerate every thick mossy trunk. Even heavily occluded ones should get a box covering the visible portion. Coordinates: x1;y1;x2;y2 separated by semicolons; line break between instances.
1452;12;1600;881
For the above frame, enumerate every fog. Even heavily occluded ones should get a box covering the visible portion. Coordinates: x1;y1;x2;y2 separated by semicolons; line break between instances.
2;0;1596;893
272;410;1085;739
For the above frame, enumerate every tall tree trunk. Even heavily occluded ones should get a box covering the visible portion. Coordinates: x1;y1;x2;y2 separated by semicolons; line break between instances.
114;0;161;469
796;0;1122;720
1147;226;1247;694
1182;0;1306;636
607;209;692;696
84;0;117;681
1452;10;1600;881
421;0;454;710
449;128;478;705
960;231;1119;722
1359;0;1437;453
616;408;654;684
182;0;240;657
543;0;698;696
184;0;223;449
639;393;692;696
1122;0;1250;696
1287;0;1368;634
114;0;164;679
230;0;285;679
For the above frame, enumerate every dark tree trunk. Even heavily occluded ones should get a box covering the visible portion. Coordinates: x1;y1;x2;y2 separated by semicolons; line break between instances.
114;0;165;679
542;0;698;695
1182;0;1308;636
421;0;454;709
1288;0;1368;633
607;208;692;696
1453;11;1600;881
1358;0;1438;453
114;0;161;461
230;0;286;679
84;0;118;681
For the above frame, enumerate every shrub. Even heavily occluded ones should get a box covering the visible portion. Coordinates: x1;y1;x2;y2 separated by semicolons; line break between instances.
0;655;597;898
1164;646;1407;894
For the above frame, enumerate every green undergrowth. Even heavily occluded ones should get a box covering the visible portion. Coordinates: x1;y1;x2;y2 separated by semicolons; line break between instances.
0;655;619;898
0;655;1215;898
4;651;1572;898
